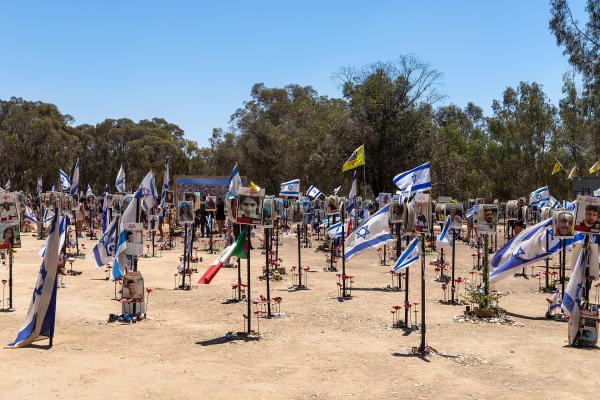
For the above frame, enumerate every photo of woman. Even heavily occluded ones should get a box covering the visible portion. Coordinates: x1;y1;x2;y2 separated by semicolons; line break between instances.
178;201;194;224
236;187;264;225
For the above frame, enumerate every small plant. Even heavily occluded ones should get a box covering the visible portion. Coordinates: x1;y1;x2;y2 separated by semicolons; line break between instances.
464;282;505;317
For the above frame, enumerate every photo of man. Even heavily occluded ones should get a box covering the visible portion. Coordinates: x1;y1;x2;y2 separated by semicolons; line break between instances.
123;223;144;255
122;272;144;301
206;195;217;211
574;196;600;234
553;210;575;238
477;204;498;234
378;193;391;210
445;204;463;230
389;198;403;224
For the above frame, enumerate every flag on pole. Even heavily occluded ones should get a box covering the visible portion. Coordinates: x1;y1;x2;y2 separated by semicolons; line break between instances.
306;185;323;199
594;188;600;197
589;160;600;174
347;171;358;214
36;176;43;195
101;187;109;233
198;229;247;284
528;186;550;208
24;205;38;225
93;217;118;268
6;214;64;348
567;166;578;179
393;237;420;271
279;179;300;197
393;162;431;195
69;159;79;196
115;164;126;194
86;185;94;197
137;171;158;212
436;215;453;247
561;248;587;345
342;144;365;172
227;163;242;199
59;169;70;191
332;186;341;196
551;161;562;175
344;204;394;261
4;179;11;190
160;158;170;207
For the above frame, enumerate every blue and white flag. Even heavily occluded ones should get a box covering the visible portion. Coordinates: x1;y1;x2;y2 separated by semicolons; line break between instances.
24;205;38;225
563;200;576;211
160;158;170;206
490;218;584;282
332;186;341;196
111;172;158;280
436;215;453;247
344;204;394;261
594;188;600;197
6;215;64;348
562;248;586;345
306;185;323;199
347;171;358;214
327;220;346;240
101;186;109;233
393;237;420;271
280;179;300;198
36;176;43;195
115;164;126;194
69;159;79;196
227;163;242;199
86;185;94;197
93;216;118;268
548;196;560;209
59;169;70;191
393;162;431;195
529;186;550;208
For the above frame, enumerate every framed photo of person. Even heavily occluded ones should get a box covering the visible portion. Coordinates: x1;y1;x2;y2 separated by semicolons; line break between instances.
378;193;391;209
120;195;133;212
505;200;518;220
177;201;195;224
122;271;144;302
574;195;600;234
86;194;96;209
184;191;196;204
389;196;403;224
0;222;21;248
194;192;202;210
553;210;575;238
123;222;144;255
148;214;160;233
477;204;498;234
325;196;338;216
205;195;217;212
70;195;80;212
414;193;431;234
164;190;174;208
236;187;264;225
261;196;274;228
444;203;463;231
291;200;303;223
301;198;312;214
0;192;20;224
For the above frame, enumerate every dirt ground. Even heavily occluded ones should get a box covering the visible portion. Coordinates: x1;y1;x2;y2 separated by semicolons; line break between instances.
0;226;597;400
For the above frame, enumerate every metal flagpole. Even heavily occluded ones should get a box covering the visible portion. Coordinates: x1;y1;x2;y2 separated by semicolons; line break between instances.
419;234;426;353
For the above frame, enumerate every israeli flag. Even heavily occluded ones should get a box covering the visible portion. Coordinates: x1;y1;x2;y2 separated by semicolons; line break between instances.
6;215;65;348
529;186;550;208
69;159;79;196
280;179;300;198
24;205;38;225
562;249;586;344
563;200;576;211
137;171;158;212
306;185;323;199
332;186;341;196
393;162;431;195
548;196;560;209
93;216;118;268
594;188;600;197
59;169;70;191
101;187;109;233
344;204;394;261
347;171;358;214
115;164;126;194
393;237;420;271
161;158;170;206
227;163;242;199
36;176;43;195
490;218;584;282
327;220;345;240
436;215;453;247
86;185;94;197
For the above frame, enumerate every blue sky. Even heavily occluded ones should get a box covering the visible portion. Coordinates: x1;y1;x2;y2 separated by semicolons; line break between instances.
0;1;585;146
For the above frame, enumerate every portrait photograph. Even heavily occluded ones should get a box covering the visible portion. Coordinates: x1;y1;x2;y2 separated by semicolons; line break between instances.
206;195;217;212
378;193;391;209
120;195;133;212
414;193;431;233
123;222;144;255
148;214;160;233
261;197;274;228
506;200;518;220
122;271;144;301
1;223;21;248
389;199;403;224
71;195;80;212
291;200;303;223
444;203;464;230
553;210;575;238
236;187;264;225
177;200;195;224
477;204;498;234
0;192;20;224
184;191;196;204
164;190;174;207
574;195;600;234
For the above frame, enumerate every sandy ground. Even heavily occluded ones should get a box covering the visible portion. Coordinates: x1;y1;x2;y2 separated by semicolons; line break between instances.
0;226;598;400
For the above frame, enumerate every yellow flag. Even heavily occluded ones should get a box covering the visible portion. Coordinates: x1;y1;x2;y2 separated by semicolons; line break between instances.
567;166;578;179
250;181;260;191
342;144;365;172
551;161;561;175
589;160;600;174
